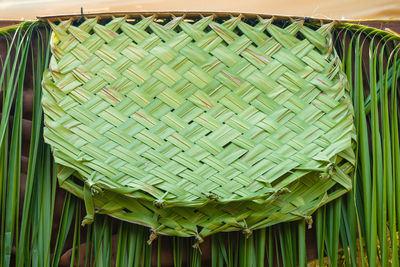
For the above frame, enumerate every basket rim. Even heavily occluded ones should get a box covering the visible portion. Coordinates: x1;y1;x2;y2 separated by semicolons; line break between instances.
37;11;342;23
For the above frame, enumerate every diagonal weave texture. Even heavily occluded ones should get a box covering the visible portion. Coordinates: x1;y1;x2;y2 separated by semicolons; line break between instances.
42;15;356;239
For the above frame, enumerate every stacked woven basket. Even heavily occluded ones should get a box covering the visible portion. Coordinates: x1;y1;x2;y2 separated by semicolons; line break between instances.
42;14;355;242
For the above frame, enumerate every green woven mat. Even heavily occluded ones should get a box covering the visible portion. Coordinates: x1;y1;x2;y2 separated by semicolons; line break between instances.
42;15;356;241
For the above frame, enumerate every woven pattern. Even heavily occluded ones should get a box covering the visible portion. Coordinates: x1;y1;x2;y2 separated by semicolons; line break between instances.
43;15;355;239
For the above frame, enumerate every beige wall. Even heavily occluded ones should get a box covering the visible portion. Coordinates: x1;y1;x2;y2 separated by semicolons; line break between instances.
0;0;399;21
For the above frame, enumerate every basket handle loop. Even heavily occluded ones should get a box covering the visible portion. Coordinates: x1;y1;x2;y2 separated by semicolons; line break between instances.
81;172;102;226
81;183;95;226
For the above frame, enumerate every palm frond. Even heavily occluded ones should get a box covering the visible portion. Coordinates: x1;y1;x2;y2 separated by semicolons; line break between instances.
0;18;399;266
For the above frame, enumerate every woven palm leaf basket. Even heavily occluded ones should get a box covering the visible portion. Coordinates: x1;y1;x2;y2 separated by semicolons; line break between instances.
41;12;356;243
